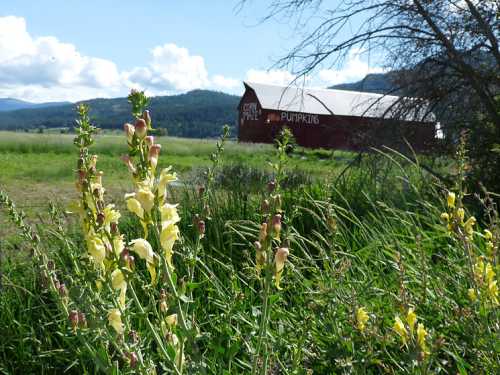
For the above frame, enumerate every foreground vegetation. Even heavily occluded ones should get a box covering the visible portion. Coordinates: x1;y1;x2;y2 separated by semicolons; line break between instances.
0;94;498;374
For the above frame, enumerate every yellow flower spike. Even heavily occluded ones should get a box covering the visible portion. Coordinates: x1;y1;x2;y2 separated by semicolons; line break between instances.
136;188;155;214
468;288;477;302
274;247;289;289
129;238;157;284
393;316;408;345
406;308;417;335
87;237;106;267
484;229;493;241
108;308;124;334
125;195;144;219
356;307;369;332
447;192;456;208
440;212;449;222
456;208;465;223
111;269;127;308
416;323;428;354
160;224;180;267
160;203;180;228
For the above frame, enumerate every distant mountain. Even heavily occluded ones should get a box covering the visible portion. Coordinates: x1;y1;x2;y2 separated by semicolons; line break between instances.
330;72;399;95
0;98;71;112
0;90;240;139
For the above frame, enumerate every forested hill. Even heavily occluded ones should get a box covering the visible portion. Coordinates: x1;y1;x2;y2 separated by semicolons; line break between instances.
0;90;240;138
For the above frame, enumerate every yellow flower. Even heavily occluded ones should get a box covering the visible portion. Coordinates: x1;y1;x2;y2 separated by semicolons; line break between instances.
160;224;180;267
158;167;178;201
393;316;408;344
87;237;106;266
484;229;493;240
113;235;125;257
136;188;155;214
464;216;476;237
456;208;465;223
406;308;417;335
447;192;456;208
356;307;369;332
125;196;144;219
487;280;498;305
160;203;180;228
440;212;449;222
108;308;124;334
468;288;477;302
274;247;289;289
166;314;178;327
485;263;495;285
416;323;428;353
111;269;127;308
130;238;157;284
103;204;121;227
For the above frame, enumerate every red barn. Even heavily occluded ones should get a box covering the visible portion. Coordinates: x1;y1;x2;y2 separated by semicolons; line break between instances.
238;82;438;152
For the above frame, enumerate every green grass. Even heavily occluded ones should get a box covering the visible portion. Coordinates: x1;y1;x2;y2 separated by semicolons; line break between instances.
1;129;498;374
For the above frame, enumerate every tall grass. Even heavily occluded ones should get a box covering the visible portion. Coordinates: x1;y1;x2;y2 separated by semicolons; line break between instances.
1;116;498;373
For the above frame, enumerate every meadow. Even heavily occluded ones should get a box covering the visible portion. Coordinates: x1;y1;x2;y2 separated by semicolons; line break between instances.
0;100;498;374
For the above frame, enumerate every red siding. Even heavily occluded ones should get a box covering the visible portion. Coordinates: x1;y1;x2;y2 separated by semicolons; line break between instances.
238;86;436;152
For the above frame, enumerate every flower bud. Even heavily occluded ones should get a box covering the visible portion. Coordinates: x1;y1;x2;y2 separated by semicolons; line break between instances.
148;144;162;169
47;260;55;270
110;222;119;235
198;186;205;197
127;352;138;368
484;229;493;241
259;223;268;243
440;212;449;222
69;310;79;330
121;155;137;174
89;155;98;169
134;119;147;138
124;123;135;143
197;220;206;238
96;212;105;226
456;207;465;222
271;214;282;240
267;180;276;193
160;300;168;313
166;313;178;327
58;283;68;297
144;135;155;147
274;247;289;289
143;110;151;128
78;312;87;328
254;241;266;273
447;192;456;208
129;330;139;344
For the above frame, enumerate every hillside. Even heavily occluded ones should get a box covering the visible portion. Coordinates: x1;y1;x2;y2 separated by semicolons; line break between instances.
0;98;71;112
0;90;240;138
330;72;398;94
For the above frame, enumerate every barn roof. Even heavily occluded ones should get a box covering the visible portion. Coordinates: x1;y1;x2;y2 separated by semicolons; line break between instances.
244;81;434;122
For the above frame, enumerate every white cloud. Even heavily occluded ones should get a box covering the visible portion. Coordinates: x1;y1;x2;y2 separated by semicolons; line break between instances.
211;74;241;91
245;69;296;86
318;49;385;86
124;43;210;93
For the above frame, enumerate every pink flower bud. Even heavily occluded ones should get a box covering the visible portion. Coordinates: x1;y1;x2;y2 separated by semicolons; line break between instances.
96;212;105;226
127;352;138;368
124;123;135;142
261;199;270;213
148;144;162;169
58;283;68;297
259;223;268;243
144;135;155;147
267;180;276;192
197;220;206;238
110;222;119;235
121;155;137;174
198;186;206;197
134;119;147;138
272;214;282;240
78;312;87;328
69;310;79;329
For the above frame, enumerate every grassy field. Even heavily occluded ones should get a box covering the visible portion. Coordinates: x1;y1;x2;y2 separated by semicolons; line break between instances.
0;121;498;374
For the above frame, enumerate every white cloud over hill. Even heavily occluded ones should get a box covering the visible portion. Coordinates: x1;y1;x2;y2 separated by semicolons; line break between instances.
0;16;384;102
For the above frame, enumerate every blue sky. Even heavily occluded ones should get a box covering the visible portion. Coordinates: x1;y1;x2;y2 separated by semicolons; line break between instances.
0;0;383;102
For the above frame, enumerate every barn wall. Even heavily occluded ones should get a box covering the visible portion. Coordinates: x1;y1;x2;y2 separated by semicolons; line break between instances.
238;88;437;152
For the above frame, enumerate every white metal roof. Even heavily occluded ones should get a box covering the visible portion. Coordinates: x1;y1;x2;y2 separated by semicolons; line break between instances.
244;81;433;122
